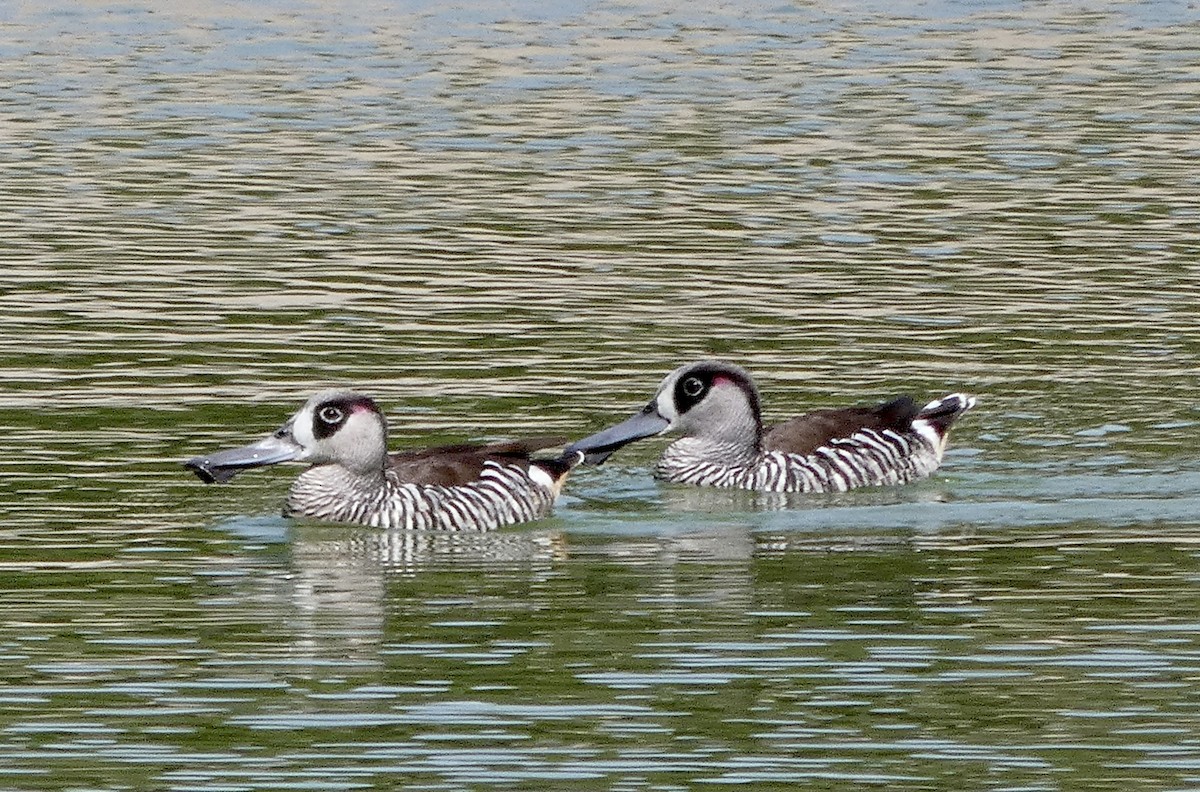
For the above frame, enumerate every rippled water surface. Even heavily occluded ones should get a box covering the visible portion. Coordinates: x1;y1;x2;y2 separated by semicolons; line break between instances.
3;1;1200;789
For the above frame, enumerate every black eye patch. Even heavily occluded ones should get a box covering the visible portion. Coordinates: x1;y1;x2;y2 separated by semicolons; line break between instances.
674;373;712;412
313;402;350;439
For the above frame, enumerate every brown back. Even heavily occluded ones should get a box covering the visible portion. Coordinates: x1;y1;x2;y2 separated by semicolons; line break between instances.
762;397;918;456
386;436;568;487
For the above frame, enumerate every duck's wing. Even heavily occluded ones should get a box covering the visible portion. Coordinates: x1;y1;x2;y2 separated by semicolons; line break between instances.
762;397;919;456
386;436;570;487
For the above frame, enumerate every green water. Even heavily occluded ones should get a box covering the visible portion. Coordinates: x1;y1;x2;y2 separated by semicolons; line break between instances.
3;1;1200;789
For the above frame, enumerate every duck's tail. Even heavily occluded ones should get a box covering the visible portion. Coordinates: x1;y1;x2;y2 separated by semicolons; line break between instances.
915;393;976;437
529;448;588;497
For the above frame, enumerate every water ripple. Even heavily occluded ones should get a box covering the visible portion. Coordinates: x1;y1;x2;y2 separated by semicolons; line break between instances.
3;1;1200;790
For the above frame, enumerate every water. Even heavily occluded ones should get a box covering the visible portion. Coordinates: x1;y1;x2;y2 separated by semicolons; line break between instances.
3;0;1200;789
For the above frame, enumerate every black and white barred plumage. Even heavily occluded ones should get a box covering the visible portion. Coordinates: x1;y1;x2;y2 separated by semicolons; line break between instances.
186;390;577;531
655;399;965;492
566;361;974;494
286;457;561;531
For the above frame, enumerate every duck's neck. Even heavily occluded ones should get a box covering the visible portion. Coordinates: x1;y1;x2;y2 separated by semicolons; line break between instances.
286;464;389;523
655;438;762;489
662;437;762;468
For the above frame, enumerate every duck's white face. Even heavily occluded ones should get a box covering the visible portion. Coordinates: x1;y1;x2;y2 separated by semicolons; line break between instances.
565;360;763;463
651;361;761;442
186;390;388;483
287;390;388;471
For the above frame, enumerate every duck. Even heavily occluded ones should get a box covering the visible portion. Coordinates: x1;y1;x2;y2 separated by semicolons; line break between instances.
564;360;975;493
185;390;580;530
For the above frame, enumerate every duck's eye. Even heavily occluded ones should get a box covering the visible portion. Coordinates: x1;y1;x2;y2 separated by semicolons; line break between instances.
682;377;705;397
317;405;345;425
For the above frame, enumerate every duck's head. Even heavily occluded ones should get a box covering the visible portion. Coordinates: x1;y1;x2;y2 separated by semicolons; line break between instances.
186;390;388;483
565;360;763;464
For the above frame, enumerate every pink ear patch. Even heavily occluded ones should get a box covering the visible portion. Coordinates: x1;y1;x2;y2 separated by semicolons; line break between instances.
350;398;380;415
